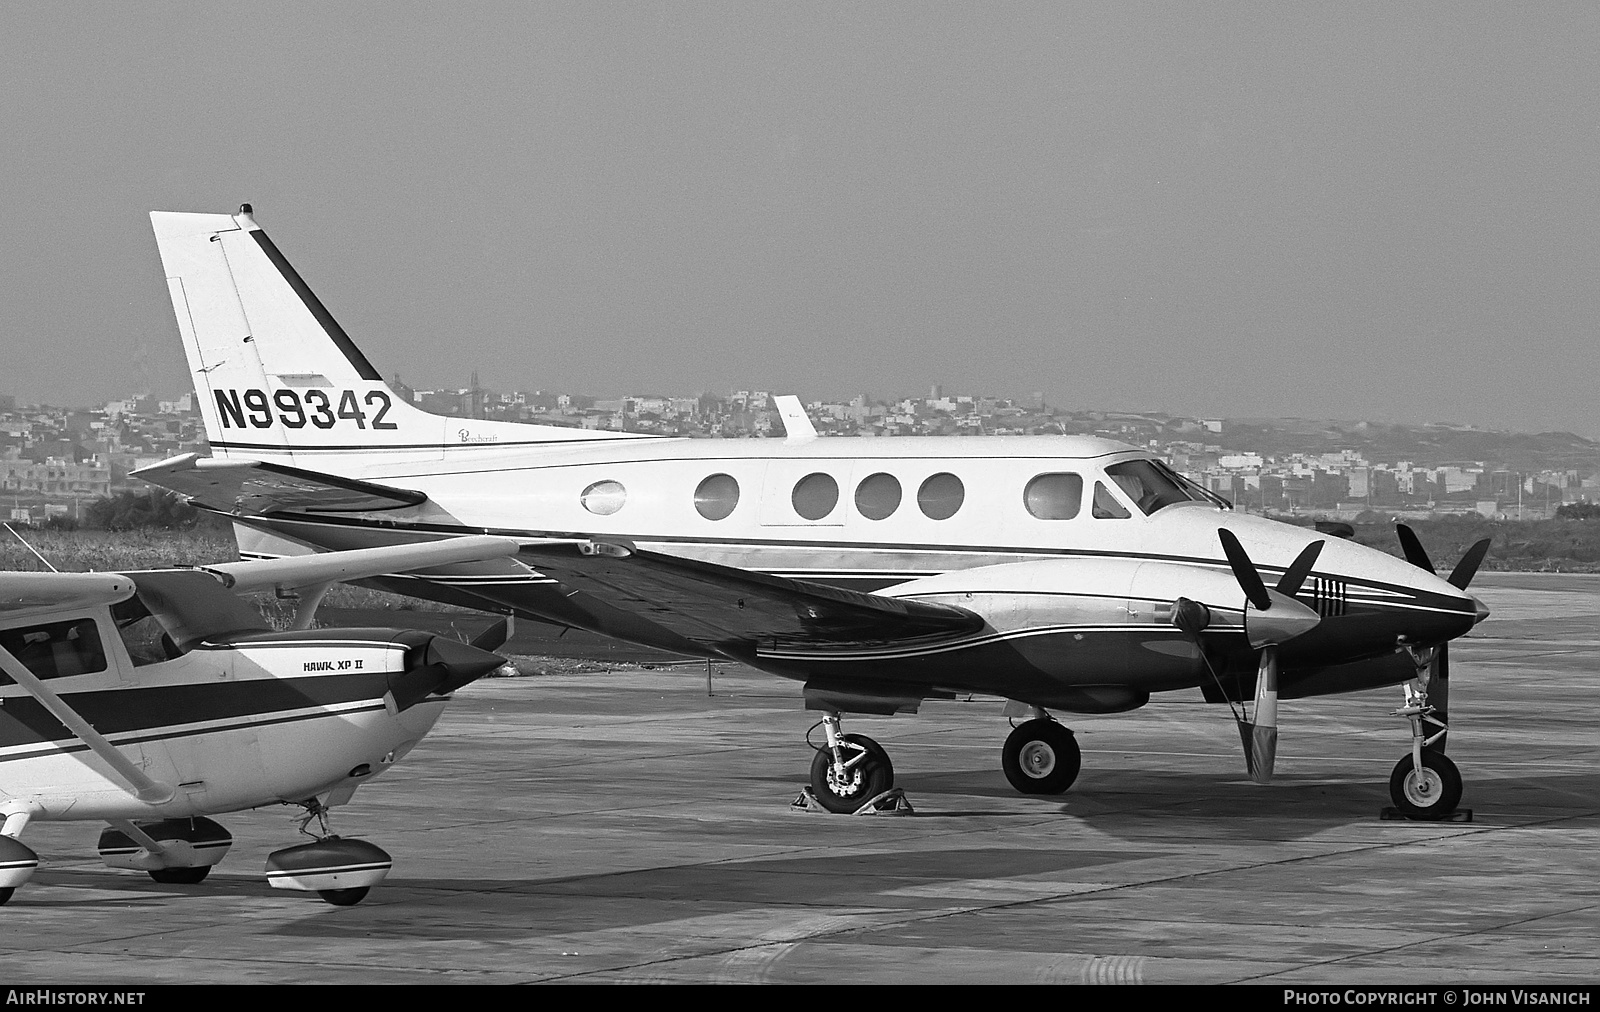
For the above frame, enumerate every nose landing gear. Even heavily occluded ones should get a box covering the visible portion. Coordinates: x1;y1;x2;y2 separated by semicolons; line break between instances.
264;799;393;905
1386;647;1468;821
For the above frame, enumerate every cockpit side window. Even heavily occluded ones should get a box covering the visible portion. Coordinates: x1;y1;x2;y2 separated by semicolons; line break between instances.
110;595;184;667
0;616;109;684
1092;481;1132;519
1104;459;1195;515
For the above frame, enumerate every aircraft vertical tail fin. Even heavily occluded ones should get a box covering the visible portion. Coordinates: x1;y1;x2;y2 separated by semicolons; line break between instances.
149;206;648;467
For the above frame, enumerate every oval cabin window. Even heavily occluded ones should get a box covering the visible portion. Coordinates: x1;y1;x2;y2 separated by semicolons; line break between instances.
854;472;901;520
581;479;627;516
694;473;740;520
792;472;840;521
917;473;965;520
1024;473;1083;520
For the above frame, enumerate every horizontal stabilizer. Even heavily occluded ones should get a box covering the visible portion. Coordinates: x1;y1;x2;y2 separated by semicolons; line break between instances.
132;453;425;514
202;535;524;593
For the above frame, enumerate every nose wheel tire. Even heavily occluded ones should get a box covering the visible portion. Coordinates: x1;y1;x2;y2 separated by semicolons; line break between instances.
318;887;371;906
809;734;895;814
148;867;211;885
1388;750;1462;820
1002;719;1082;795
0;887;12;906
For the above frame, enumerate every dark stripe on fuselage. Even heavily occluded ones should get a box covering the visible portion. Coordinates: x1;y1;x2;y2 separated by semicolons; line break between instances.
0;672;392;751
0;701;394;765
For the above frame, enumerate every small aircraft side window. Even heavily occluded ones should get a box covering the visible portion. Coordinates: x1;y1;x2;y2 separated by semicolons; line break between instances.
792;473;840;521
1091;481;1132;519
854;472;902;521
0;617;108;683
918;473;965;520
694;473;740;520
581;480;627;516
1024;473;1083;520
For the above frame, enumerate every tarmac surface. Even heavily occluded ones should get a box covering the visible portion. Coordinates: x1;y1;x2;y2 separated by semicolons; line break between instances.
1;572;1596;985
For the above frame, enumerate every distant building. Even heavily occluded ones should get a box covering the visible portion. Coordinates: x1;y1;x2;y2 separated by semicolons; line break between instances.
1;456;111;497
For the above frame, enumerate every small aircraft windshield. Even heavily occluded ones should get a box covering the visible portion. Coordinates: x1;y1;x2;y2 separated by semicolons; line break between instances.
111;595;185;666
1104;459;1219;515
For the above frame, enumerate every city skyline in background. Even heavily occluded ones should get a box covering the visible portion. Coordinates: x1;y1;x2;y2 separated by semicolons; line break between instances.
3;6;1599;437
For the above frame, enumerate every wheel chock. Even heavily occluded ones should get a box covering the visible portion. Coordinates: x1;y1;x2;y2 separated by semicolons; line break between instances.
1378;806;1473;822
790;787;915;816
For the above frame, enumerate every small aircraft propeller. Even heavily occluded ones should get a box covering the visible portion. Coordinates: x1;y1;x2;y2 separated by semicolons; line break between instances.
387;635;508;712
469;616;514;653
1215;530;1328;785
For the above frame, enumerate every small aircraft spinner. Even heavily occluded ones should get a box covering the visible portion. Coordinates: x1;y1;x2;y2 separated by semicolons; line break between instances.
0;535;522;905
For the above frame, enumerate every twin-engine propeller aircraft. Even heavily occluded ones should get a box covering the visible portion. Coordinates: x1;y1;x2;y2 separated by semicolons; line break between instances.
135;206;1490;819
0;536;517;905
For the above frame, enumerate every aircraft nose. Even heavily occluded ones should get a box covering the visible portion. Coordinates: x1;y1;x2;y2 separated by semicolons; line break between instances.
1472;596;1491;626
387;635;507;711
424;635;509;691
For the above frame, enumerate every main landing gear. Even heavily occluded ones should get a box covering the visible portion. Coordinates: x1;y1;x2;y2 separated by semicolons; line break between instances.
1386;645;1465;821
803;708;1086;813
807;714;896;814
1001;714;1082;795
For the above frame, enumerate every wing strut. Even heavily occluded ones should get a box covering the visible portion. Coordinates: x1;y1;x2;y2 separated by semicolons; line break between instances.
0;644;175;805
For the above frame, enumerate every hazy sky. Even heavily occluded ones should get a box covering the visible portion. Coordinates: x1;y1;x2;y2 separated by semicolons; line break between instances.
2;3;1597;435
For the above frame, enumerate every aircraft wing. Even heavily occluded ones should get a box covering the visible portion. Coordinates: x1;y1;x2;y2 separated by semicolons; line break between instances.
131;453;425;514
0;572;137;615
201;534;524;593
517;539;983;651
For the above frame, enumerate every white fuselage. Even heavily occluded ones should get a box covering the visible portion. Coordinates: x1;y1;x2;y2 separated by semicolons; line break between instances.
0;622;440;823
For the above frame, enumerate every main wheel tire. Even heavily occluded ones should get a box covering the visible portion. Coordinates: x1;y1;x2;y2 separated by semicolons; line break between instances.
809;733;895;814
148;866;211;885
318;887;370;906
1388;750;1463;820
1002;719;1082;795
0;887;13;906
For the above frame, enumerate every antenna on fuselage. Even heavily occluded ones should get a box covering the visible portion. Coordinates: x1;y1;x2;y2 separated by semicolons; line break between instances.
4;522;59;572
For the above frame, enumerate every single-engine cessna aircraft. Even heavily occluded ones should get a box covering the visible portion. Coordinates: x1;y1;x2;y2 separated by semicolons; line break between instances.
134;206;1490;820
0;535;516;905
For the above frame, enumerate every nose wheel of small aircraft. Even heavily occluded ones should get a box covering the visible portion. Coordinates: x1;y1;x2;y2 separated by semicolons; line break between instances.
1001;718;1082;795
808;716;895;814
148;866;211;885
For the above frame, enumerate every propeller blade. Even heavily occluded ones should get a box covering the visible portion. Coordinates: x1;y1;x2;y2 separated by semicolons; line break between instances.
470;616;512;652
1396;524;1435;574
1218;529;1272;611
1274;540;1325;598
1448;538;1492;590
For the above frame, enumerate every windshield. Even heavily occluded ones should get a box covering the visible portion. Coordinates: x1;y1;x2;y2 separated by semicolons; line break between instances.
1104;459;1225;515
